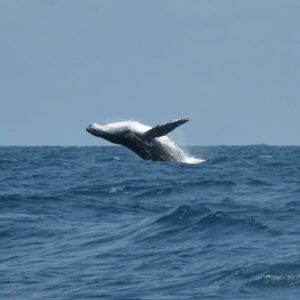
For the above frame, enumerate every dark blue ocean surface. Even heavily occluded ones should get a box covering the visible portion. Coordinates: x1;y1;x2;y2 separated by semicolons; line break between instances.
1;146;300;299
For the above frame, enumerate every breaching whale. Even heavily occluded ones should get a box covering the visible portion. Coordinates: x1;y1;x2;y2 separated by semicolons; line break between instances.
86;118;189;161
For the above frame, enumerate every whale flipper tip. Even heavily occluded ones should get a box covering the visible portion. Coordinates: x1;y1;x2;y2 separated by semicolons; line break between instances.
144;117;190;139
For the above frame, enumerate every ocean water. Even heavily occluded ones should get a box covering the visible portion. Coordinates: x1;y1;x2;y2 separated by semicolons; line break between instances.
1;146;300;299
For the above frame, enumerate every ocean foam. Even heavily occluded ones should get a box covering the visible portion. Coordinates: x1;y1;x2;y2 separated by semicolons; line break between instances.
181;155;206;164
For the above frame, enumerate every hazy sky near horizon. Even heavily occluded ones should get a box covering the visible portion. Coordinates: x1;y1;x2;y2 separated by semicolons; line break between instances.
1;0;299;146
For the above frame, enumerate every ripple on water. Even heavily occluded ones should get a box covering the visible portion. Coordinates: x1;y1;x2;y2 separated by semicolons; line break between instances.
1;146;300;299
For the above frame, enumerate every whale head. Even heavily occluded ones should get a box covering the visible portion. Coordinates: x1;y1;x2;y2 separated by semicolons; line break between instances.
86;122;128;144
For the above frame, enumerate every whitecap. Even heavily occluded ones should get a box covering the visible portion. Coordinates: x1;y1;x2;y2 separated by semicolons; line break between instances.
109;186;126;193
181;156;206;164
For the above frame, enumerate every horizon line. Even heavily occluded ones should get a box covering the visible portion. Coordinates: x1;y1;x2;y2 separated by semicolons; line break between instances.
0;144;299;147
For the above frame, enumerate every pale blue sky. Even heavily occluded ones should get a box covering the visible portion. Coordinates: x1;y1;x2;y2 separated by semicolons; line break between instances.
1;0;299;146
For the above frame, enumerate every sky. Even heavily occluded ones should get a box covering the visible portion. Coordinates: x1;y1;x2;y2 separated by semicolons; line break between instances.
1;0;299;146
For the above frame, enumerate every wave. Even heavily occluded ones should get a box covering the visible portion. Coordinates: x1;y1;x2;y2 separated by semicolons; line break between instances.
155;205;209;224
131;205;275;241
130;179;236;200
0;158;19;164
247;178;273;186
247;274;300;287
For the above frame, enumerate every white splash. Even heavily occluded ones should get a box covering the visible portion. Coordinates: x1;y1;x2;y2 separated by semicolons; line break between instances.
181;155;205;164
158;136;204;164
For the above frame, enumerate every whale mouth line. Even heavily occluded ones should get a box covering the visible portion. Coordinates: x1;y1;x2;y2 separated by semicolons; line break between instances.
86;127;92;133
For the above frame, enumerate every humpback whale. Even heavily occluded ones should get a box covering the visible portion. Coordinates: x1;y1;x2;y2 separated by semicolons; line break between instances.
86;118;189;161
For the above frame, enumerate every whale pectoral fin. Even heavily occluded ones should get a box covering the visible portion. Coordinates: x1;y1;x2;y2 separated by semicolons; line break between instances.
144;118;189;139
